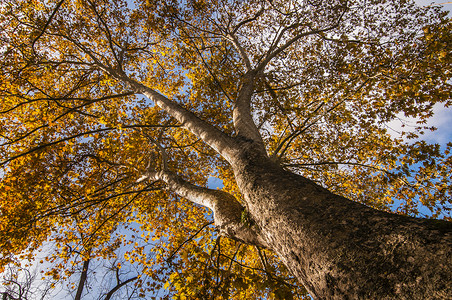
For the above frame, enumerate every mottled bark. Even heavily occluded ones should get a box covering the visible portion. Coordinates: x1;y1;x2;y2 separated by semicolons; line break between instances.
120;76;239;162
233;70;266;152
145;138;451;298
147;170;268;248
110;64;451;300
230;140;452;299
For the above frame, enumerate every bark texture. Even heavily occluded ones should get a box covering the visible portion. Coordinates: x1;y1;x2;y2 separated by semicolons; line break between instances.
229;140;452;299
147;170;268;248
112;64;451;300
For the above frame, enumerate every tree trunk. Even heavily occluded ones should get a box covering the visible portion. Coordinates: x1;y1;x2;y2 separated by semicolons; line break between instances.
231;141;452;299
75;259;90;300
128;75;451;298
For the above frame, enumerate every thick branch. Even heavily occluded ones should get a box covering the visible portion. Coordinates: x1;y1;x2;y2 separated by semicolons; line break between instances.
225;32;252;71
74;259;90;300
65;31;244;162
112;74;239;163
147;170;267;248
232;71;266;152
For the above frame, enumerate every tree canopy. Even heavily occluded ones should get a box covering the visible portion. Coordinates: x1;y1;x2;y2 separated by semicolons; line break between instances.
1;0;451;298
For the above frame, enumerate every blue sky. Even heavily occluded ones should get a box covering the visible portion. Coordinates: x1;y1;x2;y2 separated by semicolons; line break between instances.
387;1;452;146
2;1;451;299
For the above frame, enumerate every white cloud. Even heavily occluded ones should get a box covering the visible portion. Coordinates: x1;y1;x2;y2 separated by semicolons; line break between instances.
423;104;452;144
386;104;452;145
385;1;452;146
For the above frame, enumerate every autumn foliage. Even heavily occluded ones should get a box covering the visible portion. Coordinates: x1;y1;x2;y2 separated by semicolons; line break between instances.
0;0;451;298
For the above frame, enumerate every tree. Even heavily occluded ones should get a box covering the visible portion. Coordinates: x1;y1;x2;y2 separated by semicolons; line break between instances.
1;264;53;300
1;213;142;300
0;255;140;300
1;0;451;298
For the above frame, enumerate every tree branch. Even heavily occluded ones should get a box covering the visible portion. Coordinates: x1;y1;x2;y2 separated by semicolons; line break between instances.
74;259;90;300
31;0;65;52
0;123;179;166
61;26;242;161
225;32;252;71
272;76;372;159
167;221;214;263
232;70;266;152
256;9;347;73
103;276;138;300
145;170;268;247
110;73;240;163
